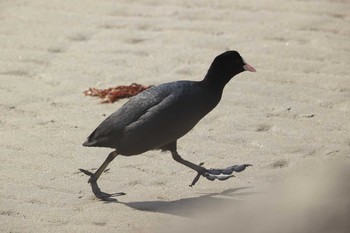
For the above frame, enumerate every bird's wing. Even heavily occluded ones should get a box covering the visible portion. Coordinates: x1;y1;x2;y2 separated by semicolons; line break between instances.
83;84;173;148
118;86;207;154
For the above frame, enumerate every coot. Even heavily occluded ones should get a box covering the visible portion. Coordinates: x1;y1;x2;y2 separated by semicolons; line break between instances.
80;51;256;200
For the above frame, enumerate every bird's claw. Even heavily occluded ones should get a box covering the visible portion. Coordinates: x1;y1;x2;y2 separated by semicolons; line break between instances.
189;164;252;187
79;168;126;201
79;169;94;181
90;180;126;200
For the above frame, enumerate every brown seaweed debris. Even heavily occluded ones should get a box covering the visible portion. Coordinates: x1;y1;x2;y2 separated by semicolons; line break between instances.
84;83;153;103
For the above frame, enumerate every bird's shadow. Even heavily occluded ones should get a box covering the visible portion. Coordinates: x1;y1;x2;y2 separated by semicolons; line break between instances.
107;187;257;218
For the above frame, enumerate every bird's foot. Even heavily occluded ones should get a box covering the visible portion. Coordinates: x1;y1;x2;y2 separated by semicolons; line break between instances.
189;164;252;187
79;169;126;201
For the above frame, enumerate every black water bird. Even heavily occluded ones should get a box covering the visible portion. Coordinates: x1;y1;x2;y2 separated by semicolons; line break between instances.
80;51;256;200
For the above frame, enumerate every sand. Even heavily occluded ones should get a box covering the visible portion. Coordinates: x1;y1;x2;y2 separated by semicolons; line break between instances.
0;0;349;232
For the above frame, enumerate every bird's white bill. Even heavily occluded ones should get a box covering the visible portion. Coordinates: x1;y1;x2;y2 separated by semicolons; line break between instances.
243;64;257;72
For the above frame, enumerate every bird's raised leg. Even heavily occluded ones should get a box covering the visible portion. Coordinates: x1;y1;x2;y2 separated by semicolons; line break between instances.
171;150;207;174
79;151;126;200
170;150;252;187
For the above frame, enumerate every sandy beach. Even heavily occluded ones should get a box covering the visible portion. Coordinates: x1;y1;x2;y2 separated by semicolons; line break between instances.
1;0;349;232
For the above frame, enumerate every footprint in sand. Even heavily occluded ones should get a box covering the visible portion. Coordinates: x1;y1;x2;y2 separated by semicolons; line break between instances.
270;159;288;169
47;46;66;54
256;123;272;132
67;33;91;42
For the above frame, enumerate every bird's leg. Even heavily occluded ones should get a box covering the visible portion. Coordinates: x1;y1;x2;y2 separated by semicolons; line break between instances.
171;150;207;174
79;151;126;200
170;150;252;187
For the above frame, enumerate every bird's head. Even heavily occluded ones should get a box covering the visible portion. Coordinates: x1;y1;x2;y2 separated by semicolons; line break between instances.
204;51;256;87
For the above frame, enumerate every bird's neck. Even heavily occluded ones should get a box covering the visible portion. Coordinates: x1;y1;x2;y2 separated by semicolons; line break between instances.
201;72;230;90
